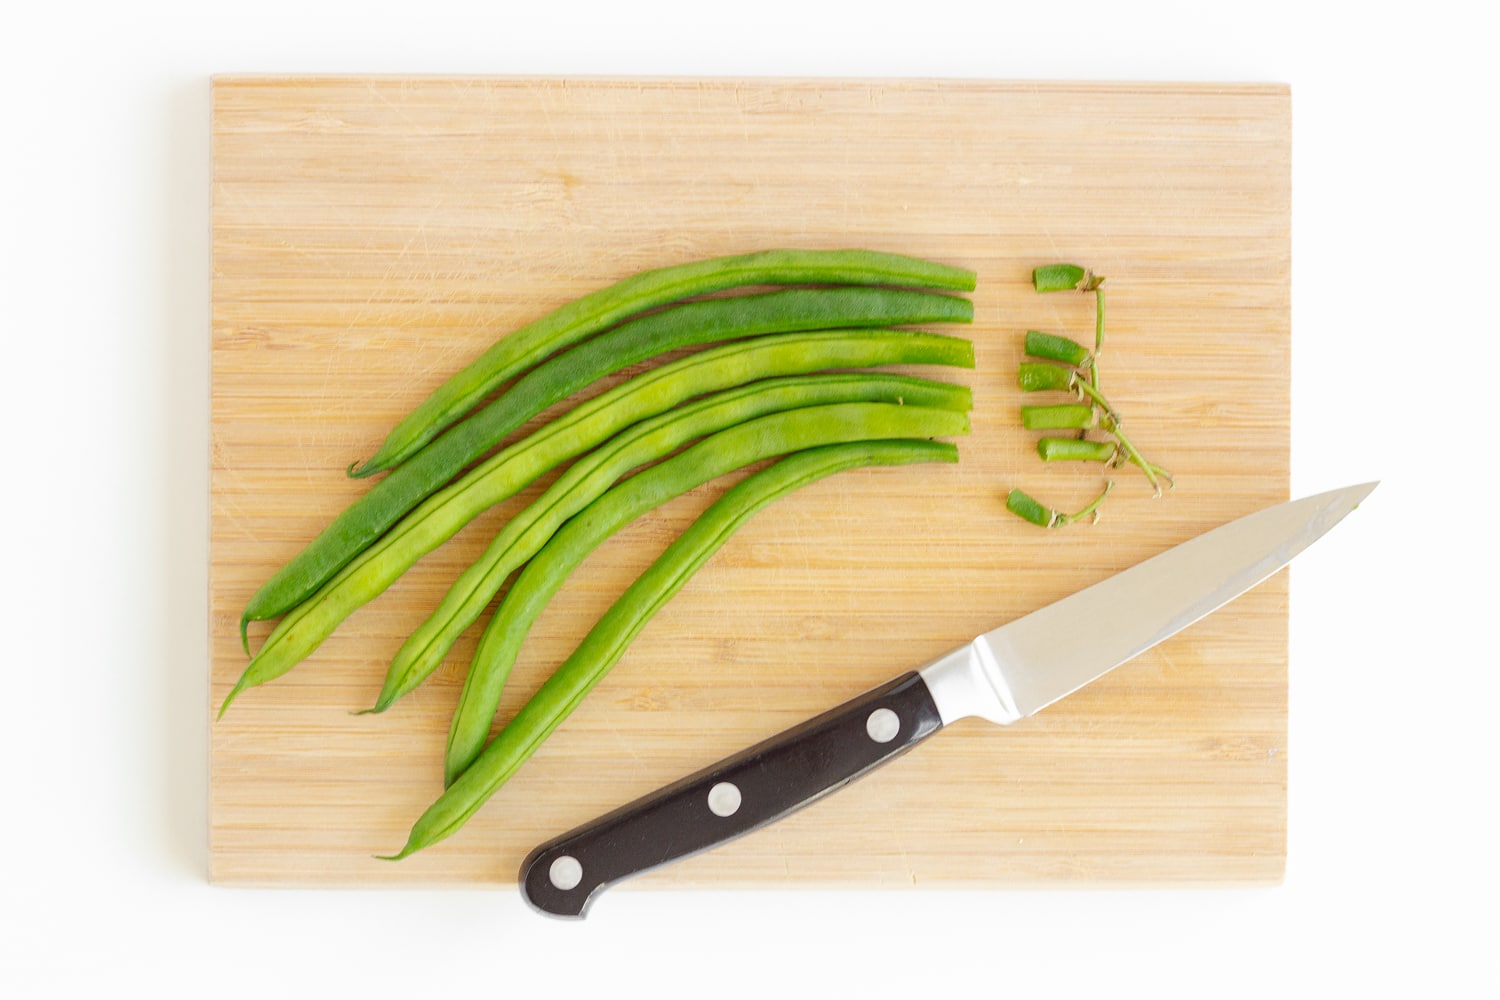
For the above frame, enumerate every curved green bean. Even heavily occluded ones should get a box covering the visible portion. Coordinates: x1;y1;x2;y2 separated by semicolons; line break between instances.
439;403;966;783
218;329;973;717
351;249;977;477
386;438;960;858
377;372;973;715
239;286;973;649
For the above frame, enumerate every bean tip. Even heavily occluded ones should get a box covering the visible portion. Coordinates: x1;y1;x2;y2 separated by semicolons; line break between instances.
374;841;419;862
216;682;245;721
366;688;402;715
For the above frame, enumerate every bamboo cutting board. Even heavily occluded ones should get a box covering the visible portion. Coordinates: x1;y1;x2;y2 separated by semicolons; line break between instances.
210;77;1290;889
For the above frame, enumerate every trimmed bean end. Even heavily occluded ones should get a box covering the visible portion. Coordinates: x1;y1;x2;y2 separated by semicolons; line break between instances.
1006;489;1055;527
1032;263;1087;293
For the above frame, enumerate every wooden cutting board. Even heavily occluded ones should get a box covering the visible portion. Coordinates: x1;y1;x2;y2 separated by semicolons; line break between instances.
210;77;1290;888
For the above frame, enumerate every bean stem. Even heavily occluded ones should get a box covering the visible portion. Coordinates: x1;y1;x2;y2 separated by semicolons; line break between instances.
385;439;961;859
1093;282;1106;367
1006;480;1114;528
351;249;976;477
1011;262;1163;526
1031;263;1104;396
1071;377;1172;497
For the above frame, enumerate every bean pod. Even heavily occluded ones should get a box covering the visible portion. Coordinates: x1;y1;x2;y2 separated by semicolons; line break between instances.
239;286;972;648
219;329;973;716
386;437;962;859
438;388;971;782
377;372;973;714
352;249;976;477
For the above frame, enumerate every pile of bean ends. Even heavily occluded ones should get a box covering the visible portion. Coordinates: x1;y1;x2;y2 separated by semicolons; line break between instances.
221;249;978;861
1006;263;1173;528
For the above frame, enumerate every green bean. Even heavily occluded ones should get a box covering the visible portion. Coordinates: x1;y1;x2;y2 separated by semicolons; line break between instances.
1018;362;1074;393
377;372;972;715
238;286;973;650
1037;437;1117;463
218;329;974;717
1023;330;1090;367
1020;404;1097;431
385;436;962;858
1069;378;1173;496
1005;488;1055;527
1006;481;1114;528
351;249;977;477
441;408;966;783
1030;263;1104;390
1032;263;1088;293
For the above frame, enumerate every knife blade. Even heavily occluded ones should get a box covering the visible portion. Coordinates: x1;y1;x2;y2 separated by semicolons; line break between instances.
519;482;1376;917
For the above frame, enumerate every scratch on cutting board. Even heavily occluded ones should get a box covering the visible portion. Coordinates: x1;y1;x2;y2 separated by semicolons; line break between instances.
209;438;260;543
774;816;792;880
535;82;561;148
791;499;813;578
744;651;769;719
892;822;918;887
604;721;647;768
365;78;426;137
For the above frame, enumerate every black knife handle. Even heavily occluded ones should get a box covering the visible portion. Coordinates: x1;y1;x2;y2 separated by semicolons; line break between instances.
519;671;943;918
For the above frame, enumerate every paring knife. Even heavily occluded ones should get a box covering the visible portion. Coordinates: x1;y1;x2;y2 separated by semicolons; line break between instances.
520;482;1376;917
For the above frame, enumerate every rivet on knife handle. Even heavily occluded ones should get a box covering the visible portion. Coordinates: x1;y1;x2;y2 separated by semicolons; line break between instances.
519;671;944;918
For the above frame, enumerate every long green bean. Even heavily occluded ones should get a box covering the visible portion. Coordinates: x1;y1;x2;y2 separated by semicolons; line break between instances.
386;438;960;858
377;372;972;715
440;403;966;783
239;286;972;649
218;329;973;716
351;249;977;477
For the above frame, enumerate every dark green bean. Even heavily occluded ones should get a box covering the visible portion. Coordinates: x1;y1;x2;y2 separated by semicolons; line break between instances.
218;329;973;717
386;436;963;857
239;286;973;650
377;372;972;715
352;249;976;477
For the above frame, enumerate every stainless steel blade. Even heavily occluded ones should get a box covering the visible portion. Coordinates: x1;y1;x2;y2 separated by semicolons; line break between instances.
920;482;1377;726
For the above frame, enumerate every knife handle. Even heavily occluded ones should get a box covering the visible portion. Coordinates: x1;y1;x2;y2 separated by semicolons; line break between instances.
519;671;944;918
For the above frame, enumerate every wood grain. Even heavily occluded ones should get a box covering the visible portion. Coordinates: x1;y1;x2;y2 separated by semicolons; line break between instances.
209;77;1290;888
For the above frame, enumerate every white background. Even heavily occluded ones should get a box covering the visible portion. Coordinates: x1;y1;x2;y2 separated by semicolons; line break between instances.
3;1;1494;995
